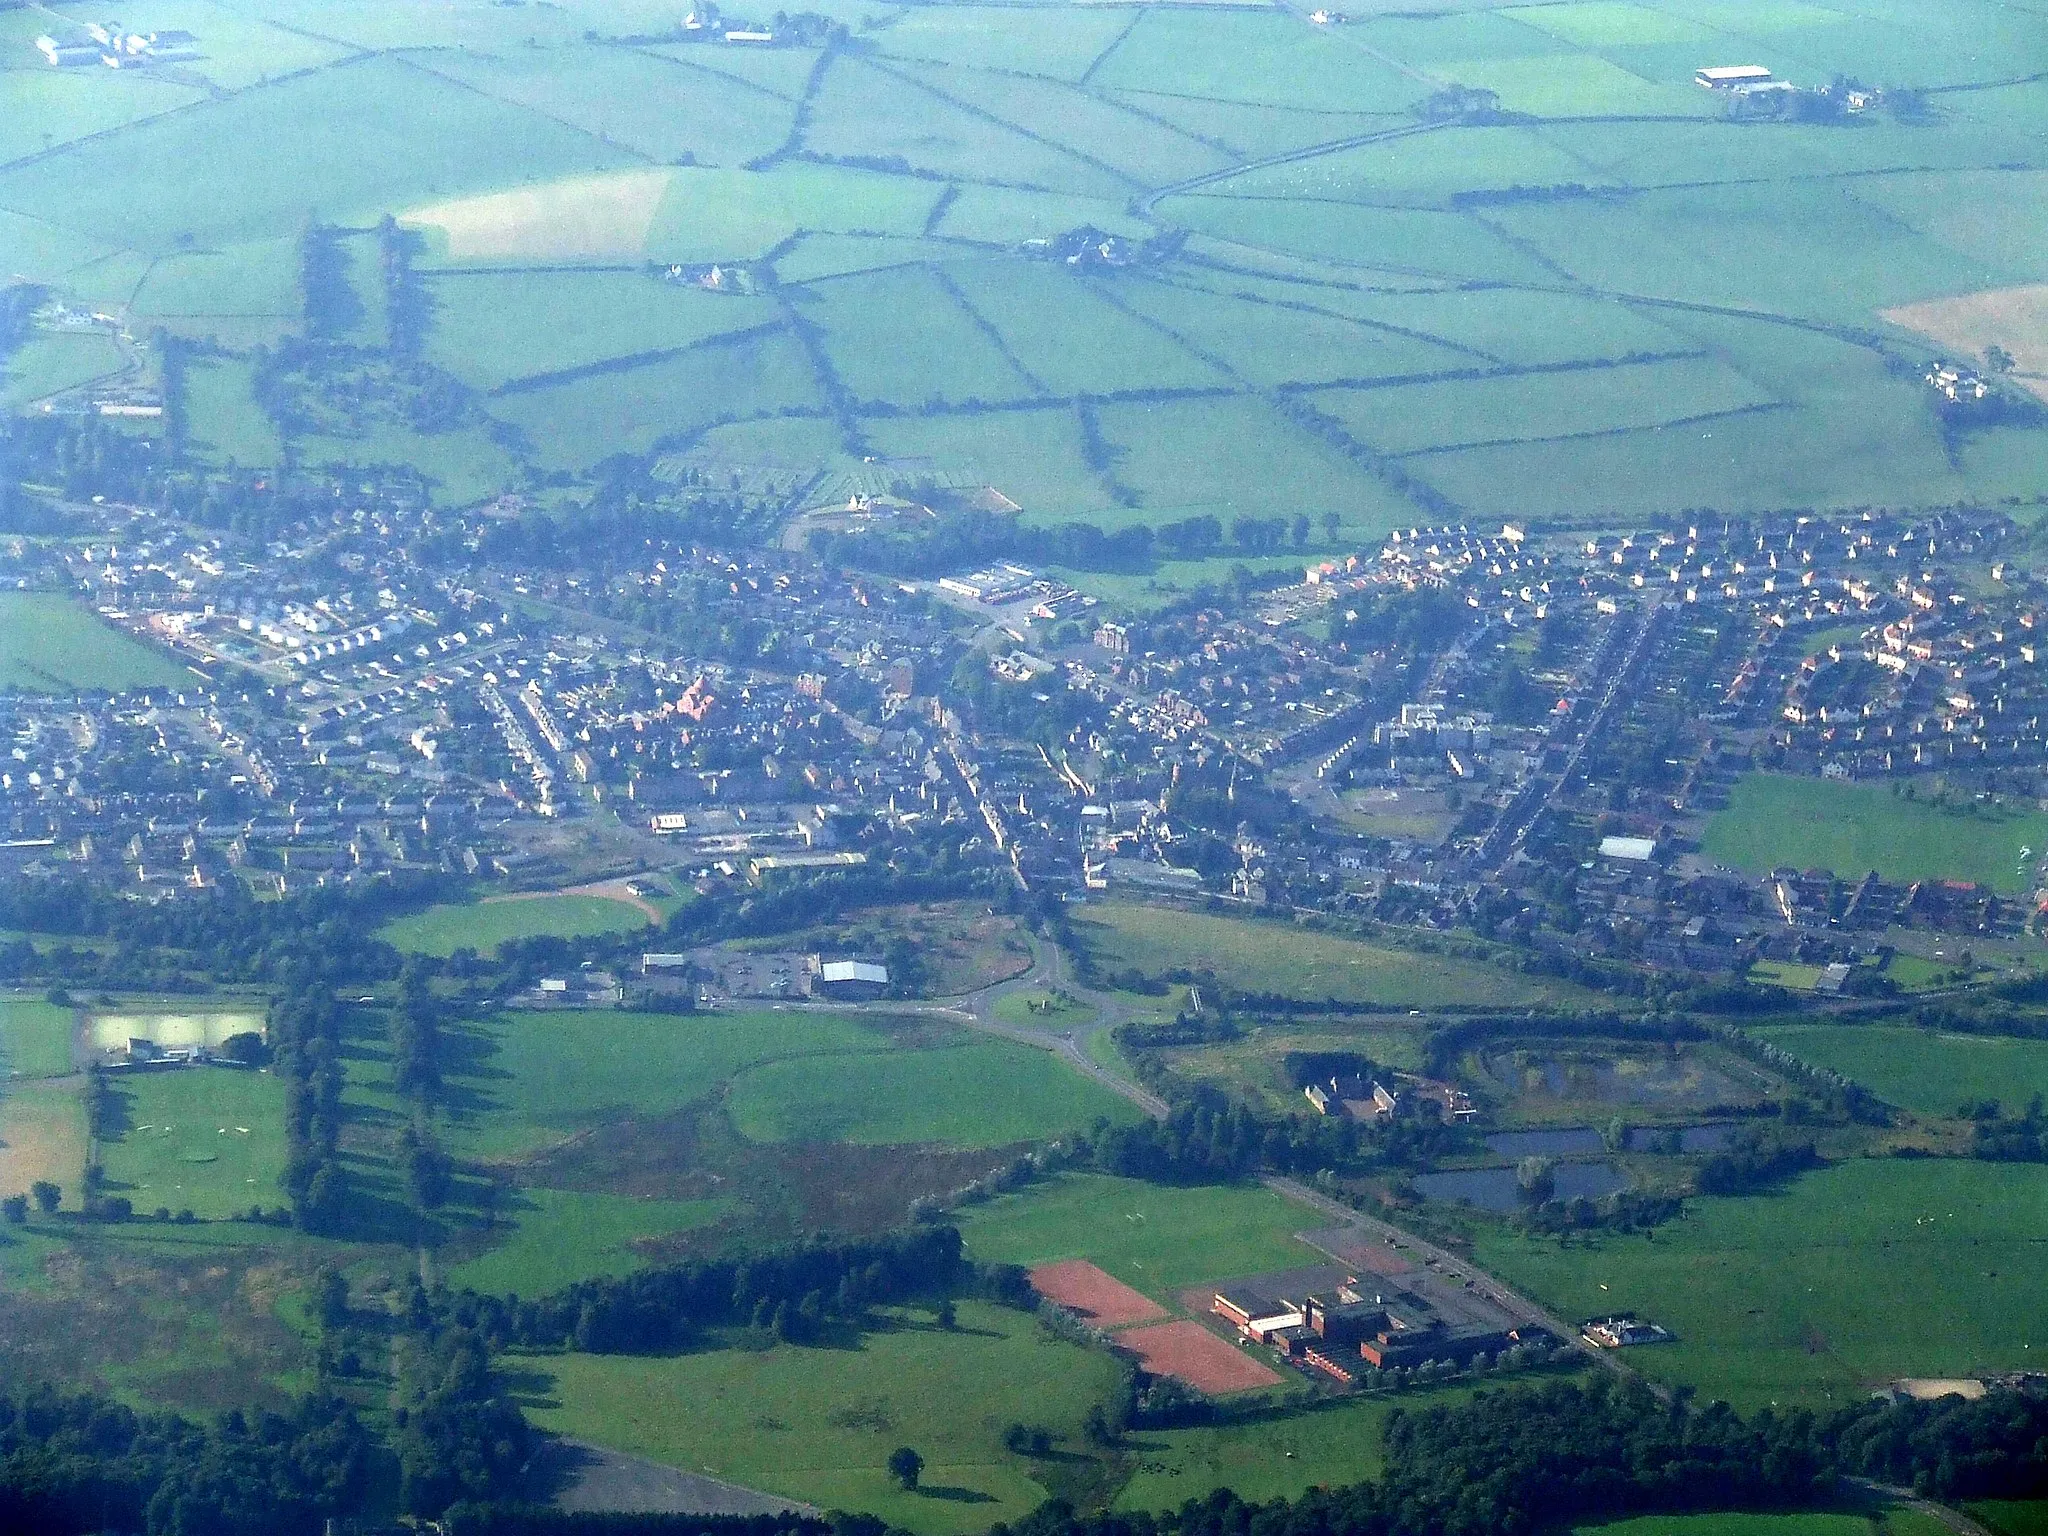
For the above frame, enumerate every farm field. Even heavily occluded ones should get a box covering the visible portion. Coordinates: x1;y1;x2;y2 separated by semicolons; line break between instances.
1702;775;2048;894
97;1068;288;1220
0;594;190;694
1072;902;1593;1009
1113;1391;1475;1511
0;997;77;1080
446;1187;728;1297
724;1036;1142;1148
4;0;2041;517
377;894;652;957
957;1172;1324;1301
1755;1026;2048;1119
0;330;128;408
522;1300;1123;1535
0;1080;86;1205
1475;1158;2048;1410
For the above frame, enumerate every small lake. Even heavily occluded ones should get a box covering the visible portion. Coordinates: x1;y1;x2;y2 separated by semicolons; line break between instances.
1414;1161;1629;1213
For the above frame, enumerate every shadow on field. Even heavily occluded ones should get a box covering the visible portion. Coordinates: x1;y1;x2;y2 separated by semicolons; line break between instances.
916;1487;997;1505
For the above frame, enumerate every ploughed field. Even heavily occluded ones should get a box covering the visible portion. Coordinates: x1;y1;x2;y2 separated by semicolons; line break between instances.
5;0;2047;536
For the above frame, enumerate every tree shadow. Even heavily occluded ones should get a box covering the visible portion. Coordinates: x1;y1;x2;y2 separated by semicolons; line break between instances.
916;1487;997;1505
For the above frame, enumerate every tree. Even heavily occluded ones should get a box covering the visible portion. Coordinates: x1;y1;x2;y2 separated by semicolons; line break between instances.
30;1180;59;1214
1;1194;24;1223
887;1446;923;1490
316;1266;350;1330
935;1299;956;1330
1515;1156;1556;1205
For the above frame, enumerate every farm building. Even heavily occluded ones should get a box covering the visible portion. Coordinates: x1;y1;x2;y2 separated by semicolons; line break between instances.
813;958;889;997
1696;65;1774;89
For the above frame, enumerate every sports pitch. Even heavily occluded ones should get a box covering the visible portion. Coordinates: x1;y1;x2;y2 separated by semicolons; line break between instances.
0;595;191;694
3;0;2044;523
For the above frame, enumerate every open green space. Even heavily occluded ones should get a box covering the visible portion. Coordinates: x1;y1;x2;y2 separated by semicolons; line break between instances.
957;1172;1322;1300
0;998;77;1080
0;331;128;409
377;894;651;957
0;594;190;694
728;1036;1140;1148
1756;1026;2048;1118
1973;1502;2048;1536
523;1300;1123;1535
446;1187;728;1297
446;1008;896;1160
98;1069;288;1220
1475;1158;2048;1410
1703;775;2048;894
1074;902;1592;1009
1113;1395;1430;1509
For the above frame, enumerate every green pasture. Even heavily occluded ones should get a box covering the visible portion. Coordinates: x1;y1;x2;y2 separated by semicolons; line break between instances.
411;43;796;168
444;1007;887;1159
1975;1503;2048;1536
772;235;949;286
488;332;822;472
1757;1026;2048;1119
446;1187;727;1297
1089;8;1425;115
1216;125;1607;208
1576;1516;1924;1536
1322;356;1774;457
1;331;128;409
1073;902;1591;1010
184;358;285;465
957;1172;1323;1300
524;1300;1123;1535
0;55;635;251
868;6;1134;80
0;68;204;166
379;894;650;958
1703;775;2048;894
1476;1158;2048;1410
725;1036;1141;1148
806;265;1038;409
295;420;520;507
642;41;823;100
1111;278;1471;388
99;1069;288;1219
862;408;1110;525
944;263;1227;397
0;594;190;693
932;186;1151;247
425;270;776;393
0;998;77;1080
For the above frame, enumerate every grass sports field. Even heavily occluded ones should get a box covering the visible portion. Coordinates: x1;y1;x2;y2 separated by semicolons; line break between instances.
957;1172;1323;1301
1702;775;2048;894
1476;1158;2048;1410
377;894;652;957
522;1300;1123;1535
5;0;2044;516
97;1068;287;1219
0;594;190;694
446;1187;728;1297
1756;1025;2048;1118
0;998;77;1080
1073;902;1592;1009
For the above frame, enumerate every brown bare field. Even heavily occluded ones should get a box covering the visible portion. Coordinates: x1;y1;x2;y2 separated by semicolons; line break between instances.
1119;1319;1283;1393
0;1080;85;1198
1030;1259;1168;1329
1883;285;2048;403
405;168;672;262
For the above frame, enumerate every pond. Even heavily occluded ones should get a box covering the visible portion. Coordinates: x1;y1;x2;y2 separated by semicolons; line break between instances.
1414;1161;1629;1213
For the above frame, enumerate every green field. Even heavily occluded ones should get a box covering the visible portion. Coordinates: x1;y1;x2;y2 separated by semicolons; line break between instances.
98;1069;288;1219
1757;1026;2048;1118
726;1036;1141;1148
0;998;77;1080
1476;1158;2048;1410
377;894;651;957
523;1300;1124;1534
1113;1395;1425;1509
1074;902;1590;1009
446;1187;728;1297
1703;775;2048;894
0;594;191;694
0;331;129;409
7;0;2040;516
957;1172;1324;1300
